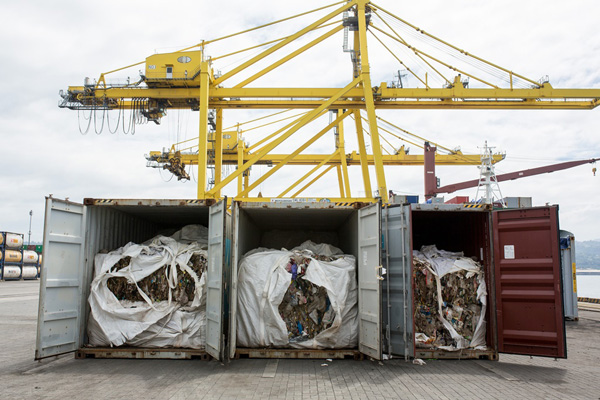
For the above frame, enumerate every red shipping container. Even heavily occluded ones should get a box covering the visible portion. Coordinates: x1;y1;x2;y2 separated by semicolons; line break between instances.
445;196;469;204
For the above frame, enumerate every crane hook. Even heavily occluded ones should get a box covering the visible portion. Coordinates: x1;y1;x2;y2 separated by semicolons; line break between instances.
593;167;597;176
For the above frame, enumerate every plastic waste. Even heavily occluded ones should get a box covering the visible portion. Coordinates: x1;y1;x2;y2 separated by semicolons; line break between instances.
413;245;487;351
87;227;209;349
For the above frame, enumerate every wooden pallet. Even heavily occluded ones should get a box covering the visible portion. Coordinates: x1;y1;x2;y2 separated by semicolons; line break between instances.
235;348;363;360
76;347;210;360
415;348;498;361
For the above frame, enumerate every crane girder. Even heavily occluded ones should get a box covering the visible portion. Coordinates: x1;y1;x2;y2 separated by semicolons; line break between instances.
64;85;600;110
148;150;501;167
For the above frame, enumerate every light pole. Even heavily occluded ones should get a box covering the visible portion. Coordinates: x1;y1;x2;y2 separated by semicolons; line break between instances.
28;210;32;246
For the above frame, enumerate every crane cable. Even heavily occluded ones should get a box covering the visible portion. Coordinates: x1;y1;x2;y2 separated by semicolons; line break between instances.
106;99;122;134
94;105;106;135
77;108;93;135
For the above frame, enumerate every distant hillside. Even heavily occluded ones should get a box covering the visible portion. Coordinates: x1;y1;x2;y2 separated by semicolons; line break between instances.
575;240;600;269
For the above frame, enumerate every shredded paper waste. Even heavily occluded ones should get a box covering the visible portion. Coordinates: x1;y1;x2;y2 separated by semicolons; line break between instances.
236;240;358;349
87;225;209;349
413;245;487;351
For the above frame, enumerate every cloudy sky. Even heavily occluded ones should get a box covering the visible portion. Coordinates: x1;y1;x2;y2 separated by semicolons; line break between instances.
2;0;599;242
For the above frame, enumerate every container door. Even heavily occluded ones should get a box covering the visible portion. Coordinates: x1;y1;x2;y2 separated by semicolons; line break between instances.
35;197;86;360
493;206;566;358
228;203;239;360
358;202;382;360
382;205;414;359
206;199;226;361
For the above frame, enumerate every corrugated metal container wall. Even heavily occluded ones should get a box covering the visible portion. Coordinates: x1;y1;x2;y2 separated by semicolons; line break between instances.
381;205;413;360
492;207;566;358
36;197;229;361
382;204;497;360
229;201;383;360
382;204;566;360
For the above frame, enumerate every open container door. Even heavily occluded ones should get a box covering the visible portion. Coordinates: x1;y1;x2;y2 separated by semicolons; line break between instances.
382;205;414;359
493;206;566;358
228;203;239;360
358;203;382;360
206;199;227;361
35;197;86;360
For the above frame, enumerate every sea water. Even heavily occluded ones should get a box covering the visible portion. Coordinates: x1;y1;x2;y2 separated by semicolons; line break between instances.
575;274;600;298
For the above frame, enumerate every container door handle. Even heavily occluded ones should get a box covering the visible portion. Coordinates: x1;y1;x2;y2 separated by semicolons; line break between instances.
376;265;385;281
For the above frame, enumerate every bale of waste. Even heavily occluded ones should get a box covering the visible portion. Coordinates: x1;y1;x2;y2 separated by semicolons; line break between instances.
413;245;487;350
87;225;208;349
106;252;207;304
236;240;358;349
278;253;336;342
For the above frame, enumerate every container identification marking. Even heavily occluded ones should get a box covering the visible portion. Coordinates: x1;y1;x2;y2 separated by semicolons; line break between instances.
504;245;515;259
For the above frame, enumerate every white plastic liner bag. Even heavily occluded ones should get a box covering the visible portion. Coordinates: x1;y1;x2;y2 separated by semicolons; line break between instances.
413;245;488;350
87;235;207;349
236;240;358;349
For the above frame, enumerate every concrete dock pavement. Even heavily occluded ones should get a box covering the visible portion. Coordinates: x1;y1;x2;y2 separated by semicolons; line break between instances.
578;301;600;313
2;280;600;400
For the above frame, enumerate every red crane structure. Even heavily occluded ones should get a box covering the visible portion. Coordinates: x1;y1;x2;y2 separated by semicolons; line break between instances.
424;142;598;200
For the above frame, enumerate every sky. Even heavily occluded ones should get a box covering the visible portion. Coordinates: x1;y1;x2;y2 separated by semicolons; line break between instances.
2;0;600;242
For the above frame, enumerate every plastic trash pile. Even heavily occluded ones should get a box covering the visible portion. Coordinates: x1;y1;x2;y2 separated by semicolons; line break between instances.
236;240;358;349
413;245;487;351
87;225;209;349
278;254;336;342
107;252;207;304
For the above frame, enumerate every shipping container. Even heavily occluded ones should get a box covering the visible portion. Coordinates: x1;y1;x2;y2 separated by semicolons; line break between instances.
503;197;533;208
445;196;469;204
35;197;230;361
559;230;578;320
229;201;383;360
390;195;419;205
1;231;24;280
381;204;567;361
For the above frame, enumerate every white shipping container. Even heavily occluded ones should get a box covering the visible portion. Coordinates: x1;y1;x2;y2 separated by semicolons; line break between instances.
35;197;229;361
229;201;383;360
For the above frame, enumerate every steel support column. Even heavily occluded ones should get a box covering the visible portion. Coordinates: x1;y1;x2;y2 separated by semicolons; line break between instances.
358;0;387;202
197;61;210;198
214;109;223;197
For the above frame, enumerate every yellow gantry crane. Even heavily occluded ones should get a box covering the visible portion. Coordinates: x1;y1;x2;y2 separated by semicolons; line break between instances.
59;0;600;203
146;109;503;199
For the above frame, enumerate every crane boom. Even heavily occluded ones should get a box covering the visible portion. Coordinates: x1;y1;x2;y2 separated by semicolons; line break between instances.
432;158;599;195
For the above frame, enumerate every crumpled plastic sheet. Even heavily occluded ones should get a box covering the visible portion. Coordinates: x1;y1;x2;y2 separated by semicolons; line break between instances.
413;245;487;351
278;254;336;342
87;228;208;349
236;240;358;349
